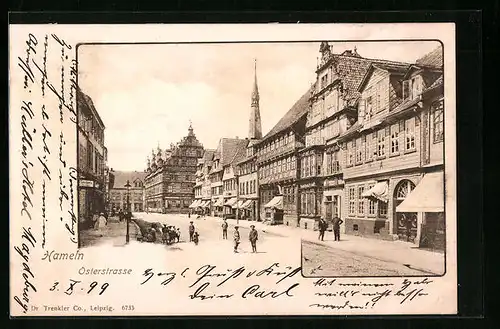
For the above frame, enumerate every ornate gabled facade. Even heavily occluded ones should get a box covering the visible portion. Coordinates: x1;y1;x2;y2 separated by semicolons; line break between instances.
337;44;444;250
144;124;204;213
299;43;413;232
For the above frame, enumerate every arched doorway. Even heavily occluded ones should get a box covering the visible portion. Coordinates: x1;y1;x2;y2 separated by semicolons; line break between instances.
394;180;417;242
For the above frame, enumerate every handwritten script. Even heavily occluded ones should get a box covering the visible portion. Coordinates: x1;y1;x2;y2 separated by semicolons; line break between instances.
13;32;78;314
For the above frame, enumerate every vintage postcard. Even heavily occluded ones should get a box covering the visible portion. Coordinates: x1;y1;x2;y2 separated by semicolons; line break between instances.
9;23;457;316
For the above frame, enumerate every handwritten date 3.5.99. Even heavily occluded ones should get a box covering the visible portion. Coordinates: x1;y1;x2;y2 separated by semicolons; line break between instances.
49;280;109;296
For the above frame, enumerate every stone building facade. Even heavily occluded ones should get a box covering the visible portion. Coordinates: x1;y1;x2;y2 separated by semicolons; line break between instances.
77;89;107;226
108;170;147;213
144;125;204;213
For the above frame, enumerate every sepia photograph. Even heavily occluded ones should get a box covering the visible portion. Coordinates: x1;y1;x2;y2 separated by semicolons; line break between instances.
76;40;445;277
9;22;458;316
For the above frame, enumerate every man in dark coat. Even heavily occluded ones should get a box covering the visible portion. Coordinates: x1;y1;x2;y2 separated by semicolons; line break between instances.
222;219;228;239
188;221;195;242
332;216;344;241
318;218;328;241
249;225;258;253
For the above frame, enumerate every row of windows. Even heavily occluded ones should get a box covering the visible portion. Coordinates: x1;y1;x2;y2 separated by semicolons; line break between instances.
258;156;297;179
256;132;295;156
310;88;343;124
211;186;223;196
324;151;341;175
346;117;417;167
239;180;257;195
300;191;321;216
78;141;105;178
347;185;388;218
305;119;341;145
301;153;323;178
238;161;256;176
78;110;105;146
223;179;237;192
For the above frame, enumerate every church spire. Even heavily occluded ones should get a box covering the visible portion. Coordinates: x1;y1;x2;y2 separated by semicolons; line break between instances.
249;59;262;139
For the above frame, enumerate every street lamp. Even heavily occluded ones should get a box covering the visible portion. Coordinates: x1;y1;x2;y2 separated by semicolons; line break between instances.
125;180;131;244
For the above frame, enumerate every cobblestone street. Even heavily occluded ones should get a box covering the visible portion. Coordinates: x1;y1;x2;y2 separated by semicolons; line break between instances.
79;217;140;248
301;241;430;277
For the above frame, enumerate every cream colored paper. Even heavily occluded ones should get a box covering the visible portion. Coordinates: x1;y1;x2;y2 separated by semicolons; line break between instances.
9;23;456;316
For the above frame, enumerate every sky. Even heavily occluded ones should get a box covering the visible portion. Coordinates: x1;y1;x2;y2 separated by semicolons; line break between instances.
78;40;440;171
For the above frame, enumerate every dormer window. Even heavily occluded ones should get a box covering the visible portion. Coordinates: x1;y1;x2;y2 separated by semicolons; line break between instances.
403;75;424;101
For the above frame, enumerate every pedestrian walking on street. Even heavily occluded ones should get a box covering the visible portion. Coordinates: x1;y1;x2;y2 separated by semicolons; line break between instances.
332;215;344;241
188;221;195;242
318;218;328;241
249;225;258;253
193;231;199;245
233;226;240;253
222;219;228;239
176;228;181;242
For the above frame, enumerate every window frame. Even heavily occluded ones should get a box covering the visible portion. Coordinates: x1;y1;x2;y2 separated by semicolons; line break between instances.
432;100;444;143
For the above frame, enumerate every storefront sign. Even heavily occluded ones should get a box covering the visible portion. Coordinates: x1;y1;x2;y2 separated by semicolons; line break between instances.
79;180;94;188
324;178;344;187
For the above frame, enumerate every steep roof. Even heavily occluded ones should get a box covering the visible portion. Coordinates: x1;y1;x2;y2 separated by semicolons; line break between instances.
214;138;249;166
229;140;249;165
357;61;410;93
262;86;313;141
328;53;410;106
198;149;215;164
416;45;443;68
111;171;147;189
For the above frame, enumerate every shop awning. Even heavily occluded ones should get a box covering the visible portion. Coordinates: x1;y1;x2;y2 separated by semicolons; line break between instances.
236;200;245;209
361;181;389;202
264;196;283;210
242;200;254;209
189;200;200;208
224;197;238;207
213;198;224;207
396;172;444;212
201;200;211;208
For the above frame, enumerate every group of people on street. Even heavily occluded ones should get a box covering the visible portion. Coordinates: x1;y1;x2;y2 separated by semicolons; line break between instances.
318;216;344;241
222;219;259;253
187;218;259;253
